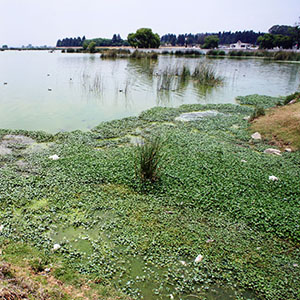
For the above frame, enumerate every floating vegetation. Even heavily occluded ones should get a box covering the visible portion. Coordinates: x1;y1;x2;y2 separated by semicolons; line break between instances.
0;96;300;299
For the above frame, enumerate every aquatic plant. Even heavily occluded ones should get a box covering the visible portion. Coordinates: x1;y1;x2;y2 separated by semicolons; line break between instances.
130;50;158;59
101;49;131;59
135;136;164;182
191;63;223;86
236;94;284;108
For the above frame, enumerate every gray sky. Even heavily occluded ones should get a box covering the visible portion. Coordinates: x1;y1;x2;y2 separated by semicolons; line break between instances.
0;0;299;46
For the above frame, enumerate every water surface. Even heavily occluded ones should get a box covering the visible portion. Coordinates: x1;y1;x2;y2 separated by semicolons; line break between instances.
0;51;299;132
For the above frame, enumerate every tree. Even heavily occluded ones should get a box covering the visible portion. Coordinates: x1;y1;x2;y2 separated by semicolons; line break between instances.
202;35;219;49
257;34;275;49
127;28;160;48
294;17;300;49
273;35;293;49
82;41;89;50
87;41;96;53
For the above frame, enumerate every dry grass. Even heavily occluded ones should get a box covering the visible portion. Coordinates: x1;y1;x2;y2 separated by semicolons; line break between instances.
251;102;300;150
0;260;127;300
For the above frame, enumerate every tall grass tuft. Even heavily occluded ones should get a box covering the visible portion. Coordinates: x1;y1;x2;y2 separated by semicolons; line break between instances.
135;136;164;183
191;63;223;86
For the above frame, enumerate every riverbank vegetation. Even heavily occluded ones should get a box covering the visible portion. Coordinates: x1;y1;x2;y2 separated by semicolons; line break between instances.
206;49;300;61
0;94;299;299
249;93;300;150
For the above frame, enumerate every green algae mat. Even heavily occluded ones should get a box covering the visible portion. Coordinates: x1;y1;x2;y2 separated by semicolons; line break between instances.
0;96;299;299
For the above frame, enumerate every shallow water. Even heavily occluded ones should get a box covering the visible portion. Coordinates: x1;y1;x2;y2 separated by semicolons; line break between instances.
0;51;299;133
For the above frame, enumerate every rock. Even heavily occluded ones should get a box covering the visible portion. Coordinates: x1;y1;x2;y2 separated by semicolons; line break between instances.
269;175;279;181
49;154;59;160
293;263;299;267
243;116;250;121
264;148;281;156
0;225;4;232
288;99;296;105
285;148;292;153
44;268;51;273
53;244;61;251
195;254;204;263
170;294;174;300
206;239;214;243
251;132;261;140
175;110;223;122
179;260;187;266
241;159;247;163
165;211;174;214
0;145;12;156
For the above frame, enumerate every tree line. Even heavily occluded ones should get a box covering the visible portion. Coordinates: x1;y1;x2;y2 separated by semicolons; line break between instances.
56;34;129;47
56;23;300;50
161;31;264;46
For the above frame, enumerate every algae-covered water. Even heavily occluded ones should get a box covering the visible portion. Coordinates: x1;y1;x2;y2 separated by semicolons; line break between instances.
0;50;299;132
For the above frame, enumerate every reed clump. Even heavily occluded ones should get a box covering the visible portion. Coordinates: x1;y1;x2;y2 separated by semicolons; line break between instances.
130;50;158;59
191;63;223;86
135;136;164;183
101;49;131;59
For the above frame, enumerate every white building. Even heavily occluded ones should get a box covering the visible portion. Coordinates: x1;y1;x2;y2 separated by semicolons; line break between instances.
229;40;253;50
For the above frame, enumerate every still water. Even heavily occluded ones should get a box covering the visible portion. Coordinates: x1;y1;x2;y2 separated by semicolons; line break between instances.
0;50;299;133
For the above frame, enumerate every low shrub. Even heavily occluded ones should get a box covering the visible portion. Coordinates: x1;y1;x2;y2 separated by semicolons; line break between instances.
284;92;300;105
250;106;265;121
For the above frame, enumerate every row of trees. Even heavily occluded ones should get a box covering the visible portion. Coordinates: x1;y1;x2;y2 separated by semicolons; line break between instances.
56;35;128;48
56;22;300;50
161;31;264;46
56;36;86;47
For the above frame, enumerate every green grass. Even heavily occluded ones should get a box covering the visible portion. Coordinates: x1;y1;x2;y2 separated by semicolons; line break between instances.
0;99;299;299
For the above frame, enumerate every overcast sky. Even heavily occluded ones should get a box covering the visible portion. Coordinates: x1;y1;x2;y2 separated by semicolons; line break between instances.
0;0;299;46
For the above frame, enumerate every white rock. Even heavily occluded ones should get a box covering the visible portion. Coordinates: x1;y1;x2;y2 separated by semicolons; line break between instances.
251;132;261;140
0;225;3;232
170;294;174;300
53;243;61;251
264;148;281;156
206;239;214;243
269;175;279;181
241;159;247;163
179;260;187;266
288;99;296;105
293;263;299;267
243;116;250;121
195;254;204;263
285;148;292;153
49;154;60;160
45;268;51;273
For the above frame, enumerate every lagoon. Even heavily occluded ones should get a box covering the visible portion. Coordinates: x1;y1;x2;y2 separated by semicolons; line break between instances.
0;50;299;133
